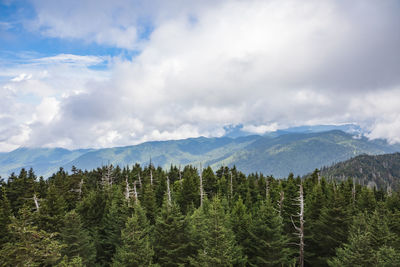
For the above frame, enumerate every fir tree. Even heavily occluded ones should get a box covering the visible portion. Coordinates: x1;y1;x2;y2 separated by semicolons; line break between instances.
97;186;129;265
247;199;291;266
153;197;191;266
0;187;12;245
112;203;154;267
190;196;245;267
230;196;251;257
0;205;64;266
38;184;67;233
60;210;96;266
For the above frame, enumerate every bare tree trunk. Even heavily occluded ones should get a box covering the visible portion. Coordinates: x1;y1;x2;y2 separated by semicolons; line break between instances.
33;193;40;212
138;172;142;188
167;176;172;206
352;178;356;203
150;168;153;186
179;165;182;183
279;191;284;216
199;164;204;207
299;183;305;267
291;183;305;267
78;178;83;199
102;164;113;188
133;181;138;205
125;176;131;200
265;178;269;200
230;171;233;198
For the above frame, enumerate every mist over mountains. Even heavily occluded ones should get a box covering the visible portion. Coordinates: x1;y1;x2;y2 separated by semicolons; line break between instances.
1;125;399;179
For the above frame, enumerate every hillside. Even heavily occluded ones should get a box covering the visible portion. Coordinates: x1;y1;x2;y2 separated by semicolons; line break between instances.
320;152;400;190
219;130;400;177
0;130;399;178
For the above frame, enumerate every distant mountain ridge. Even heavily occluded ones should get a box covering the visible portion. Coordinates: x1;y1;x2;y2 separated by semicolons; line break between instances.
319;153;400;190
0;128;399;179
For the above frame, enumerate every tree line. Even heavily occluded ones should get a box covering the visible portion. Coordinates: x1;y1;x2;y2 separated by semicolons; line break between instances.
0;163;399;266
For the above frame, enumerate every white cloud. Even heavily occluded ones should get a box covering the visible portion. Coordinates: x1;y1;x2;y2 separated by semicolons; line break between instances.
0;0;399;151
243;124;279;134
32;97;60;125
34;54;106;66
11;73;32;82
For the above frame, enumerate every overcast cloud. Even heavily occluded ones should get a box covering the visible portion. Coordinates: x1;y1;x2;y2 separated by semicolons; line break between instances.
1;0;400;151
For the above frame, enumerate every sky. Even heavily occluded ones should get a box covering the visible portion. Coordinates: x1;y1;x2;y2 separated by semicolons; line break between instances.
0;0;400;152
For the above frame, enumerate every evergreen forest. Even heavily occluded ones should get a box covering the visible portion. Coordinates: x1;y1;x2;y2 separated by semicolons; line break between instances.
1;164;400;266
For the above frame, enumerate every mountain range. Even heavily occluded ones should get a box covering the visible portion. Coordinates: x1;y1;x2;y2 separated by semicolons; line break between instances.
0;125;399;179
320;152;400;190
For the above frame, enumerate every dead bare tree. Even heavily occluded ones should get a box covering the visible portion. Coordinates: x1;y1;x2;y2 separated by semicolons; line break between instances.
33;193;40;212
101;164;114;188
124;176;131;200
149;159;154;186
291;182;305;267
279;191;284;216
352;178;356;203
137;171;142;188
71;178;84;199
230;171;233;198
133;181;139;205
179;165;182;183
25;193;41;212
167;176;172;206
265;178;269;200
199;163;205;207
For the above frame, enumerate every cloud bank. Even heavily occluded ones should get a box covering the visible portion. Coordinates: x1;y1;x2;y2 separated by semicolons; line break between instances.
1;0;400;151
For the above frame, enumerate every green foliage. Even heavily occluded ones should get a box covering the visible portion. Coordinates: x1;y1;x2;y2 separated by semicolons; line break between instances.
0;187;12;245
0;205;64;266
38;184;67;232
1;163;400;266
97;186;129;265
190;196;245;266
320;152;400;190
154;197;191;266
247;199;291;266
112;203;154;267
60;210;96;266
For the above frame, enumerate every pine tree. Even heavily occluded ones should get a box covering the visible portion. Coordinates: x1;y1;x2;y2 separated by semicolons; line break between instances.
98;186;129;265
304;182;326;265
112;203;154;266
247;199;291;266
141;181;158;224
6;169;36;213
177;165;200;214
312;187;350;264
328;214;373;267
230;196;250;257
374;246;400;266
153;197;191;266
328;228;373;267
38;184;67;233
0;205;64;266
190;196;245;267
368;206;396;248
0;187;12;245
60;210;96;266
203;166;218;199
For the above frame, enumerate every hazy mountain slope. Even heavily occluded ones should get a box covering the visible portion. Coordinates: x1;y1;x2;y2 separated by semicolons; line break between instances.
319;153;400;190
1;130;399;179
62;135;260;173
210;130;400;177
0;147;92;178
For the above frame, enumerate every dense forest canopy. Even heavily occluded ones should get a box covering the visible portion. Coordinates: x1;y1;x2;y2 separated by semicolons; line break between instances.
1;164;400;266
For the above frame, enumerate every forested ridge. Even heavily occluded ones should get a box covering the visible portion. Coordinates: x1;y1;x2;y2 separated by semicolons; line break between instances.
1;164;400;266
320;152;400;190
